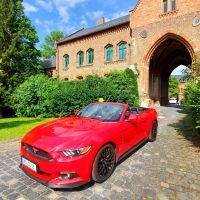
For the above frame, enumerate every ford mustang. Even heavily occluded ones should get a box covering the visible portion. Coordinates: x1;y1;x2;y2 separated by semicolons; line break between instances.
20;102;158;188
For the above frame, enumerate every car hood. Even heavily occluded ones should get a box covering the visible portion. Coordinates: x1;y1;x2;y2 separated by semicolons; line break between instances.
22;116;114;152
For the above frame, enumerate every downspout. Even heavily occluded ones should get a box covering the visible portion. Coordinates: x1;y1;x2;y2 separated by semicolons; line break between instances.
55;41;59;79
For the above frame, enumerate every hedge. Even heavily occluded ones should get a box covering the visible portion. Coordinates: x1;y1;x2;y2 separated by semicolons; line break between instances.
183;81;200;132
12;69;139;117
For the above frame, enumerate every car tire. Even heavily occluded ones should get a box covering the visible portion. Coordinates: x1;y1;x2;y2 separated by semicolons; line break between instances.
148;121;158;142
92;144;116;183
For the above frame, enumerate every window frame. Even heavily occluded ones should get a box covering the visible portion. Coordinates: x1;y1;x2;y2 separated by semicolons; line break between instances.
64;54;69;68
118;42;127;60
78;51;84;66
87;49;94;65
171;0;176;11
163;0;168;13
105;45;113;62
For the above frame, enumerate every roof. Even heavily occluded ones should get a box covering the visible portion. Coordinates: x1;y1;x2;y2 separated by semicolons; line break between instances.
40;57;56;69
57;15;130;45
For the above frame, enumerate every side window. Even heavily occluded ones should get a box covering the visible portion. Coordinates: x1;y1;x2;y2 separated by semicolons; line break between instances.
171;0;176;11
78;51;84;66
125;107;131;119
163;0;168;13
87;49;94;64
64;55;69;68
118;43;126;60
105;45;113;62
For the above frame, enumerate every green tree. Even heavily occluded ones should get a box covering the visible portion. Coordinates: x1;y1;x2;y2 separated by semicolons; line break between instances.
168;77;179;97
182;52;200;82
41;31;64;58
183;82;200;131
181;67;192;82
0;0;41;107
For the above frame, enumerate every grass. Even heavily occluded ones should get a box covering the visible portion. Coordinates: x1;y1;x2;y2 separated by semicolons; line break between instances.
0;118;54;141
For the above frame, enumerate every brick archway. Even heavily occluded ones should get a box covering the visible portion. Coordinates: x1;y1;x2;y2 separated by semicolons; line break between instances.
146;33;194;106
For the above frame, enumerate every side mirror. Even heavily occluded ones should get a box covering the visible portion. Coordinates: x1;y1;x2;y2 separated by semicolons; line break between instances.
127;114;138;122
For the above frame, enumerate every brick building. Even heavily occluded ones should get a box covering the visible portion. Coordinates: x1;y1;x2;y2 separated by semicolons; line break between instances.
171;75;187;103
56;0;200;106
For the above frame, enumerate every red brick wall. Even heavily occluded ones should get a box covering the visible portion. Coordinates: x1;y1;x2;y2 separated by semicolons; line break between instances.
130;0;200;28
129;0;200;106
56;24;130;80
56;0;200;106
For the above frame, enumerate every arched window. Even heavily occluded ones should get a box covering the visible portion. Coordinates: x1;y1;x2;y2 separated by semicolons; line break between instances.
78;51;84;66
64;55;69;68
87;49;94;64
171;0;176;11
105;45;113;62
118;43;127;60
163;0;168;13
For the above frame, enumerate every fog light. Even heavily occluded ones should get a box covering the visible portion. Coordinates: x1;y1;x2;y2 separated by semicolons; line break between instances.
59;172;79;180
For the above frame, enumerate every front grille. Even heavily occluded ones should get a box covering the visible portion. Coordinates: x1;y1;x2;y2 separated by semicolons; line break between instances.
23;143;53;161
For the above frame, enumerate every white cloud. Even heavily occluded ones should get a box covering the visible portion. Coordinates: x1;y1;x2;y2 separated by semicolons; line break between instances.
58;24;79;35
29;0;88;23
111;11;129;19
35;18;54;33
105;11;129;22
35;0;53;12
86;10;104;19
80;19;88;26
23;2;38;14
35;18;42;25
52;0;88;23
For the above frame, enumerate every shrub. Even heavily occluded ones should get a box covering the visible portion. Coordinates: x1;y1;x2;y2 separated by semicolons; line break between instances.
183;81;200;132
12;69;139;117
12;75;57;117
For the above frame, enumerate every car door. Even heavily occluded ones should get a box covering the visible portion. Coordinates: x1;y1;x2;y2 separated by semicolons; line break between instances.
118;110;146;155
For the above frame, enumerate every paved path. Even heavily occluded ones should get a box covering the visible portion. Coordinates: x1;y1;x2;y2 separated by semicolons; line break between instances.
0;106;200;200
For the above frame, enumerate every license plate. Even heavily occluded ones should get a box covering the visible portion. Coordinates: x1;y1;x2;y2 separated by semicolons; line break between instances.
21;157;37;172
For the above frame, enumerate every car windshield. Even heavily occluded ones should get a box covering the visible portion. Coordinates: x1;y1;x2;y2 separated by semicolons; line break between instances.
77;104;124;122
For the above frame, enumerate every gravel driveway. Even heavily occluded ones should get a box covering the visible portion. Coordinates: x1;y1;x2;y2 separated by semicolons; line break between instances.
0;106;200;200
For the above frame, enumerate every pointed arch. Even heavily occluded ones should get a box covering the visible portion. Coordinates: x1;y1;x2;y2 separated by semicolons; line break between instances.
145;32;195;66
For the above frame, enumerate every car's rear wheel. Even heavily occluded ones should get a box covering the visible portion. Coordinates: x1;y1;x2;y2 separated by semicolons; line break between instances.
148;121;158;142
92;144;116;183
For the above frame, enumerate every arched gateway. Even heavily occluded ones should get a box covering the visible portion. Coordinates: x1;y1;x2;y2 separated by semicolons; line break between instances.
130;0;200;106
147;33;194;105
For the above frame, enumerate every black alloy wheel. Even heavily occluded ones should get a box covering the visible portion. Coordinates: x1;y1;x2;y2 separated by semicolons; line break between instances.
92;144;116;183
148;121;158;142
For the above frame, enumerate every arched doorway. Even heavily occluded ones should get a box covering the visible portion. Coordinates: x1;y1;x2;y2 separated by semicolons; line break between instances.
148;33;194;106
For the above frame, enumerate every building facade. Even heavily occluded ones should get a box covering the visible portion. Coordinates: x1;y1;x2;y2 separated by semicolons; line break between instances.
56;0;200;106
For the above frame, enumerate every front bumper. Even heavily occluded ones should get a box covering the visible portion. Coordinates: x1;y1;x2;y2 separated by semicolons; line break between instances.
20;145;94;188
19;164;86;188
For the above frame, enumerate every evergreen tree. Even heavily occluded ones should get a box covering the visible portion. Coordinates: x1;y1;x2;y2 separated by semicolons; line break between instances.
0;0;41;107
41;31;64;58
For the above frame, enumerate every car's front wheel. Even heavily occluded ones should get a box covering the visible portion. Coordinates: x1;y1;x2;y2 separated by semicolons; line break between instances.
92;144;116;183
148;121;158;142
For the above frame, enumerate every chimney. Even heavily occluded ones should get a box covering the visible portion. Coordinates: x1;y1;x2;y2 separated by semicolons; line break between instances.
96;17;105;25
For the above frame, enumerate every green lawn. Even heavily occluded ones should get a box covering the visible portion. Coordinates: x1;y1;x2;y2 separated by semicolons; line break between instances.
0;118;54;141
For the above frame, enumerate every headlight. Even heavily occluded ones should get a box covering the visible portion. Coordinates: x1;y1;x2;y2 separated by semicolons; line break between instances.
61;146;91;157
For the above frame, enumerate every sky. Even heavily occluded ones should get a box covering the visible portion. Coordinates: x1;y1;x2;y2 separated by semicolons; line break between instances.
171;65;187;75
23;0;185;75
23;0;137;47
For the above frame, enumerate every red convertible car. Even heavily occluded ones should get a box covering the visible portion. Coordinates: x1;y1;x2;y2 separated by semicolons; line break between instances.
20;102;158;188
